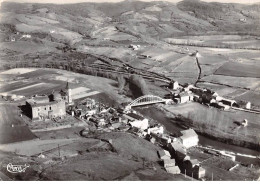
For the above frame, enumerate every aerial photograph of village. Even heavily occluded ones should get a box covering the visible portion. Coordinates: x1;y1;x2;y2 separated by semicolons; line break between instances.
0;0;259;181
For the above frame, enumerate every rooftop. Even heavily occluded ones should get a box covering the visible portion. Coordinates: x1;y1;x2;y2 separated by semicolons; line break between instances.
169;141;186;154
125;113;144;120
180;129;198;139
27;99;62;107
189;159;200;167
26;95;49;105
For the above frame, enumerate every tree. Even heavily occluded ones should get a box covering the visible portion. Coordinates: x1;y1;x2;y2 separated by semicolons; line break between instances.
129;75;150;98
117;74;126;94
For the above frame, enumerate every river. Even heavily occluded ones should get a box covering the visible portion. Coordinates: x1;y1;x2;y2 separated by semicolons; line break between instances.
136;106;260;165
95;93;259;165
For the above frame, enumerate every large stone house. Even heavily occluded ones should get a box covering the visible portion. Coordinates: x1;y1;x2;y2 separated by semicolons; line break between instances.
25;82;72;120
26;95;66;120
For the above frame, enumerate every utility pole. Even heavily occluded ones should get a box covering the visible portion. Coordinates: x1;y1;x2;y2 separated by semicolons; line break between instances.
212;172;213;181
185;169;186;178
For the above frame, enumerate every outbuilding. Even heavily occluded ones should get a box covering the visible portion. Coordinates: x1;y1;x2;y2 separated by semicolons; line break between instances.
163;159;176;168
179;129;199;148
165;166;181;174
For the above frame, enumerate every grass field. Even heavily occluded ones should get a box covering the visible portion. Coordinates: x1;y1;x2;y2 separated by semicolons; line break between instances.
200;75;260;90
0;104;36;144
165;102;260;150
214;62;260;78
234;91;260;106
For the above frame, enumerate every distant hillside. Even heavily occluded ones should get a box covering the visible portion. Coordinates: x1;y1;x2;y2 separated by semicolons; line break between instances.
0;0;259;69
1;0;259;41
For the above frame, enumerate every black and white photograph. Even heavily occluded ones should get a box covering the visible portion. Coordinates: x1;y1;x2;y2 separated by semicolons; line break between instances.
0;0;259;181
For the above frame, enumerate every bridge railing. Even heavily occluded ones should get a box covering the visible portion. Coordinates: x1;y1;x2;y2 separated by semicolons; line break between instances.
125;95;169;110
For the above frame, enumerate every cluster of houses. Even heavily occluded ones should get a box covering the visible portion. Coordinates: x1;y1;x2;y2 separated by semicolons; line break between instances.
146;126;205;179
167;81;242;111
65;94;206;180
67;96;149;132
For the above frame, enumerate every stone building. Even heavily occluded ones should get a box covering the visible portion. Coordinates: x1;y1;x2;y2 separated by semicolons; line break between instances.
25;82;72;120
26;95;66;120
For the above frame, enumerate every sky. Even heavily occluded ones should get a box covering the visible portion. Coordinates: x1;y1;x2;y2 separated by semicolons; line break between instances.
2;0;260;4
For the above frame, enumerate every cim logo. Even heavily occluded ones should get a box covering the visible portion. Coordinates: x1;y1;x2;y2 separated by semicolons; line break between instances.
6;163;29;174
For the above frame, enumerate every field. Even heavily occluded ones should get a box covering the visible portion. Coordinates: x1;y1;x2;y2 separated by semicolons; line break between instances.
200;75;260;90
164;102;260;150
40;132;192;181
0;1;260;181
0;103;36;144
165;35;260;50
0;68;105;101
234;91;260;106
214;62;260;78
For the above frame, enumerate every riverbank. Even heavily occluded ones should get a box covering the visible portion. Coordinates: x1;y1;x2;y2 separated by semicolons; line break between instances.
157;103;260;152
135;105;260;166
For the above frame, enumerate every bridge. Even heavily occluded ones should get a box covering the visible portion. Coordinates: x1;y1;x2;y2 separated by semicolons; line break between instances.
125;95;172;110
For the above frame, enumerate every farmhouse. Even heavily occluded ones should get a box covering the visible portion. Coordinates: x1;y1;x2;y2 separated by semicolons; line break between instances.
26;95;66;120
174;92;194;104
179;129;199;148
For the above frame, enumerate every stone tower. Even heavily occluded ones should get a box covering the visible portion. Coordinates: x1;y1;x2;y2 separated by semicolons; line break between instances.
66;81;72;104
